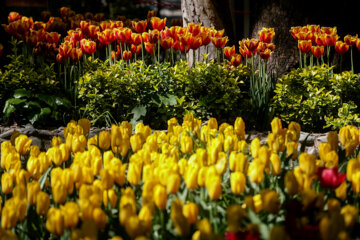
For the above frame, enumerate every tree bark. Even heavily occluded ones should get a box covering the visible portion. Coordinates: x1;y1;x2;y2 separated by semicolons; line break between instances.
181;0;234;65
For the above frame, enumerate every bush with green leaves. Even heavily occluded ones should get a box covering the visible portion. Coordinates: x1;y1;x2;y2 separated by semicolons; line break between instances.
0;40;71;126
272;65;360;131
78;60;251;129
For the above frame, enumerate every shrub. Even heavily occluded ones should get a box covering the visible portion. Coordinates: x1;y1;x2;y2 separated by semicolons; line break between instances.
273;65;360;131
78;60;251;129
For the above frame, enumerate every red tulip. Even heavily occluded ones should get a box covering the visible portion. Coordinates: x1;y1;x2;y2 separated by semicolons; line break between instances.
141;32;149;43
258;48;272;60
230;53;242;67
321;26;337;35
172;40;181;51
147;10;157;19
122;50;132;61
98;29;115;45
132;20;147;33
161;27;176;39
115;28;132;44
243;38;259;53
80;39;97;55
131;33;142;45
56;53;64;64
59;41;73;58
189;36;202;50
88;25;100;40
188;22;201;36
356;38;360;51
131;44;141;56
94;13;105;22
180;41;190;53
8;12;21;23
149;30;160;44
0;43;3;58
179;32;193;46
144;42;156;54
315;33;327;46
210;29;225;38
160;37;174;50
70;48;83;62
298;40;312;53
211;36;228;49
311;45;324;58
224;45;235;59
290;26;302;40
198;32;211;46
239;42;253;58
68;28;83;43
335;41;349;55
344;34;358;46
317;167;346;189
325;34;339;47
259;28;275;43
33;21;46;30
150;17;167;31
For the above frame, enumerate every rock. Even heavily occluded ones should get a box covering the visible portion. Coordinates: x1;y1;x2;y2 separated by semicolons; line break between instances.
29;136;42;149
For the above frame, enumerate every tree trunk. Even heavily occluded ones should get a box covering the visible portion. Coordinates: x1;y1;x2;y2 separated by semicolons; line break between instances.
181;0;234;65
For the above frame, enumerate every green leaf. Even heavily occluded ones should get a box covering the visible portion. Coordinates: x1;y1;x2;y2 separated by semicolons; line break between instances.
29;107;51;124
55;97;72;109
40;166;53;190
13;88;31;98
24;101;42;109
6;98;27;105
131;105;147;121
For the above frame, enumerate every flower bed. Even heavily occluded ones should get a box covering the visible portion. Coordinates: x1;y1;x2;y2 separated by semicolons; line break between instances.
1;114;360;239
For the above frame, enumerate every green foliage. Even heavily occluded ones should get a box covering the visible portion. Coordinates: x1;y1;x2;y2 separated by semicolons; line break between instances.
3;88;72;127
273;65;360;131
78;60;251;129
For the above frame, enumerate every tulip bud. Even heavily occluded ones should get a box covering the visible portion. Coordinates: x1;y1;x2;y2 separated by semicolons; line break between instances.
46;208;65;236
36;191;50;216
100;168;114;190
93;207;107;230
247;160;264;184
261;190;280;214
125;215;145;238
180;134;193;154
270;153;281;175
230;172;246;195
52;181;67;204
99;130;111;150
130;134;143;152
299;153;316;177
154;184;167;210
139;204;153;231
234;117;245;140
127;162;141;185
108;189;118;209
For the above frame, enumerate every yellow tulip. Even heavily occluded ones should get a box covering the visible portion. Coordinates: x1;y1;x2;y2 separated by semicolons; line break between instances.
52;181;67;204
46;207;65;236
339;125;359;157
36;191;50;216
346;158;360;181
27;180;40;205
185;165;198;190
340;205;359;228
125;215;145;238
130;133;143;152
15;134;32;155
1;172;13;195
247;160;264;184
127;162;141;185
108;189;118;209
286;142;298;160
139;204;153;231
261;190;280;214
299;153;317;177
271;117;282;135
167;173;181;194
230;172;246;195
327;198;341;212
167;117;178;133
224;134;237;152
46;146;62;166
351;171;360;193
51;136;62;147
183;202;198;225
250;138;260;158
100;168;114;190
93;207;106;230
196;148;208;167
269;226;290;240
288;121;301;141
154;184;167;210
62;202;79;229
234;117;245;140
270;153;281;175
285;170;299;195
99;130;111;150
1;198;18;229
171;199;190;236
229;151;248;173
335;181;347;200
327;131;338;152
206;174;221;200
208;117;218;130
180;134;193;154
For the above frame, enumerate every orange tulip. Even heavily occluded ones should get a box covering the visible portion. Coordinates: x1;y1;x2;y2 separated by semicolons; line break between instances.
141;32;149;43
172;40;181;51
198;32;211;46
115;28;132;44
311;45;324;58
211;36;228;49
298;40;312;53
88;25;100;40
132;20;148;33
144;42;156;54
259;28;275;43
315;33;327;46
80;20;90;36
344;35;358;46
210;29;225;38
224;45;235;59
122;50;132;61
160;37;174;50
239;45;253;58
161;27;176;39
68;28;83;43
188;23;201;36
335;41;349;55
180;32;193;46
80;39;96;55
230;53;242;67
321;26;337;35
70;48;83;62
59;41;73;58
151;17;167;31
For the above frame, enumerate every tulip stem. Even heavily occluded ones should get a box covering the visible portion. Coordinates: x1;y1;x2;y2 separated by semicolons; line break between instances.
158;39;160;63
193;49;195;67
327;45;330;66
171;47;174;66
310;55;313;68
160;210;165;239
303;53;307;67
350;46;354;74
141;38;144;64
299;50;302;68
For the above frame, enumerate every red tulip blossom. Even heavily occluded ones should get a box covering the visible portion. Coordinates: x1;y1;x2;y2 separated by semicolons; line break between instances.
150;17;167;31
298;40;312;53
132;20;147;33
8;12;21;23
122;50;132;61
231;53;242;67
344;34;358;46
335;41;349;55
317;167;346;189
211;36;228;49
224;45;235;59
311;45;324;58
258;27;275;43
144;42;156;54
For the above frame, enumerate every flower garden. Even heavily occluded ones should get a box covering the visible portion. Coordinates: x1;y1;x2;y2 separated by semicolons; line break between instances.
0;6;360;240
